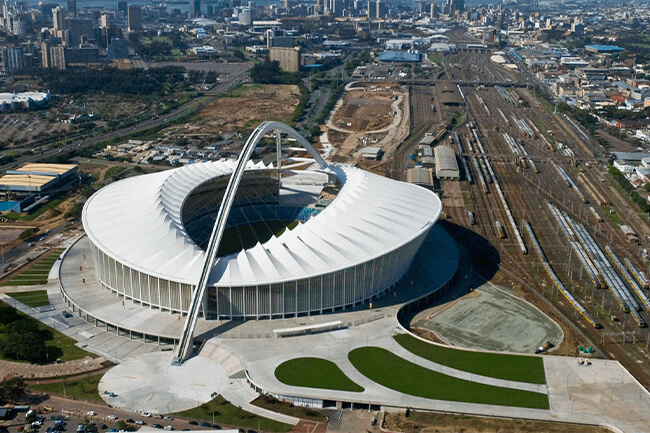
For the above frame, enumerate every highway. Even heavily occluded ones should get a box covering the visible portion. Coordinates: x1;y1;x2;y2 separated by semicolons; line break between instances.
0;65;251;172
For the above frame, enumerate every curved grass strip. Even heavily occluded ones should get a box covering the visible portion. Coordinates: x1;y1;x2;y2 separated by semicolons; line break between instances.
275;357;364;392
395;334;546;384
349;347;548;409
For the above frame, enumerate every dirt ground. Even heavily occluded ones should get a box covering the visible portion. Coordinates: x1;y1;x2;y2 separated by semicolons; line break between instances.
331;88;395;132
197;83;300;133
385;411;612;433
81;95;153;120
0;114;70;148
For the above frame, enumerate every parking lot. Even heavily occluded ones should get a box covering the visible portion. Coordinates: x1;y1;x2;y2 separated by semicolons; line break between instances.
0;397;241;433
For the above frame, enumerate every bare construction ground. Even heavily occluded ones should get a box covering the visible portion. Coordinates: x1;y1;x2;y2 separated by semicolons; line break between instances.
412;279;563;354
327;82;409;162
197;83;300;133
330;84;398;133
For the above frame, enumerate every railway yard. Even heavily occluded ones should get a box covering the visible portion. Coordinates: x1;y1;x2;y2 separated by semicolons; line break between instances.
334;49;650;389
439;53;650;387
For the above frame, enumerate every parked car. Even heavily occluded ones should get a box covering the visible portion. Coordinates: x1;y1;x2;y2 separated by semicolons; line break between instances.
151;424;162;429
106;415;117;421
163;426;173;431
135;421;144;426
141;413;151;418
163;417;173;421
86;412;96;417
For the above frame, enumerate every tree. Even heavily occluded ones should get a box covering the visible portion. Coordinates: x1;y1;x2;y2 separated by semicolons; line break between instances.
0;316;62;363
250;60;283;84
0;303;20;324
19;227;38;240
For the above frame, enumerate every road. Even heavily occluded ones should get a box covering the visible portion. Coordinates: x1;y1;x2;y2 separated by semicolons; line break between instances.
0;65;251;172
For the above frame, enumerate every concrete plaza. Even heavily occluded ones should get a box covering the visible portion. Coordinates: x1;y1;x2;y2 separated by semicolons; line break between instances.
55;225;650;432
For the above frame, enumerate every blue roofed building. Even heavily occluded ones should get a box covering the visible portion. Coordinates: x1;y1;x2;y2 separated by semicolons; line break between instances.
378;51;422;63
585;45;625;53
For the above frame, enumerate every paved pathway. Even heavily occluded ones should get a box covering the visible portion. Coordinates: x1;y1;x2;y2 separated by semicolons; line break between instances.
43;224;650;431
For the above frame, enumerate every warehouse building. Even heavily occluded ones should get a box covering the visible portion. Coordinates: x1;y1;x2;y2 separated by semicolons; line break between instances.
434;146;459;180
0;163;78;194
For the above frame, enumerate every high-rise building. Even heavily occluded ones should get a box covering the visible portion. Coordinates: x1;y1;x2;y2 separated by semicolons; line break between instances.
127;5;142;32
53;6;65;31
67;18;93;46
12;18;26;36
67;0;76;16
269;46;300;72
238;8;252;25
2;47;24;73
430;3;438;19
572;20;584;36
446;0;464;14
100;13;110;28
367;0;376;19
1;0;8;29
190;0;201;17
50;45;66;70
41;41;51;68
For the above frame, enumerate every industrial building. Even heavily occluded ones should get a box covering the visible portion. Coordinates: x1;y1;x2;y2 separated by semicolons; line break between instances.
0;163;78;194
0;91;50;112
407;166;434;188
438;83;462;106
378;51;422;63
434;146;459;180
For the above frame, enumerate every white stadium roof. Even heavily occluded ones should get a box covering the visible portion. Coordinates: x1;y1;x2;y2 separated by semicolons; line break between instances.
82;161;441;287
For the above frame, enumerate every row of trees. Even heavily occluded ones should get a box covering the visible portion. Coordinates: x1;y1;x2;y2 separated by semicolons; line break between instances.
31;66;188;96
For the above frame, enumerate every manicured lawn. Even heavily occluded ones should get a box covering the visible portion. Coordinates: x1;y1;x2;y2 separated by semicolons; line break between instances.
2;248;64;287
394;334;546;385
349;347;549;410
275;357;364;392
176;395;292;433
48;324;98;362
30;373;105;404
7;290;50;307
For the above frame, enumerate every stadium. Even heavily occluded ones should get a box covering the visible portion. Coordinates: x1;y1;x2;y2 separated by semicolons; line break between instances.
81;122;442;323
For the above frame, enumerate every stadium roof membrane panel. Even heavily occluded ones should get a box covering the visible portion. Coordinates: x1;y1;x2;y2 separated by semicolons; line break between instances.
82;160;441;287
